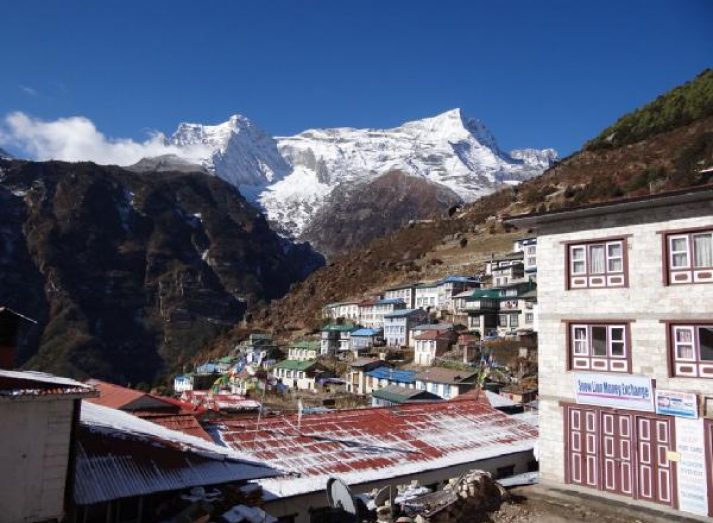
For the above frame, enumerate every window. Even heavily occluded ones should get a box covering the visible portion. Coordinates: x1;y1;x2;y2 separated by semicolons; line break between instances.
525;313;534;324
498;314;508;327
526;245;536;255
669;323;713;378
664;229;713;285
569;323;630;373
509;314;519;328
567;239;627;289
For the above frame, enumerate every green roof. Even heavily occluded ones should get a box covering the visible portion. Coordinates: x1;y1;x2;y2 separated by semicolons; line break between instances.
322;323;357;332
274;359;318;371
371;385;441;403
292;340;320;351
466;289;501;300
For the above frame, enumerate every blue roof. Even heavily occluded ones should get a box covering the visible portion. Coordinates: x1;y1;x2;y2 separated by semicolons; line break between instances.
438;275;480;284
366;367;416;384
351;328;382;336
384;308;422;318
375;298;406;305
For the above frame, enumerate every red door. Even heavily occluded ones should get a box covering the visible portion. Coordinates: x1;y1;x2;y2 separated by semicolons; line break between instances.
636;416;674;506
566;406;599;488
601;412;634;496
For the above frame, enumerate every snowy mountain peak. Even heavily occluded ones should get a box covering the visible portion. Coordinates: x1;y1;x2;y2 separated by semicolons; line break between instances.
166;110;557;239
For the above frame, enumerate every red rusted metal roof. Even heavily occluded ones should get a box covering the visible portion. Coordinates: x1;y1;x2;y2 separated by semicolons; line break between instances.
0;370;96;399
136;413;213;441
214;398;538;498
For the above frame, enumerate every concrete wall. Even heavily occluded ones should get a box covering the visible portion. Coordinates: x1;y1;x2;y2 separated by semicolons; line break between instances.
0;397;75;523
536;205;713;486
262;450;534;523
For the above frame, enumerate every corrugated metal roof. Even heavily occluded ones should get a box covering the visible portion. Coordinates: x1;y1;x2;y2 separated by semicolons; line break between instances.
0;370;96;399
414;368;477;384
366;367;416;383
215;398;538;498
383;308;422;318
76;402;279;505
371;385;442;403
350;328;382;336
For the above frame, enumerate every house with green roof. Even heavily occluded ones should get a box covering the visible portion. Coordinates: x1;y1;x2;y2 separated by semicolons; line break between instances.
272;359;326;391
371;385;441;407
288;340;321;361
321;323;359;355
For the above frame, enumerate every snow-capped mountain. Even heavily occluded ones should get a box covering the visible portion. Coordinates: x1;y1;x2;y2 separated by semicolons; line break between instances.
167;108;557;238
0;147;13;160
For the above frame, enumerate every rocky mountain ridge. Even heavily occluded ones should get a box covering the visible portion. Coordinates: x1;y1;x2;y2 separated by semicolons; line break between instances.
0;159;323;383
166;109;557;246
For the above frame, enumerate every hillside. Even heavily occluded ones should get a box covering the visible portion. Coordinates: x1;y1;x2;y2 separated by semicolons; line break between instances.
301;171;463;258
0;159;323;383
223;70;713;344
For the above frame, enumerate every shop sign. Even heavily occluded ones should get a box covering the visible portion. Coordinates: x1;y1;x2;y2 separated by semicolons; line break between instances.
574;373;654;411
675;417;710;516
655;389;698;419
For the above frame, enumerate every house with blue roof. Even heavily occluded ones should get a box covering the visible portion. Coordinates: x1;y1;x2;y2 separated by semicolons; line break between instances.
365;366;417;394
383;308;428;347
383;282;422;308
349;328;383;353
359;297;406;329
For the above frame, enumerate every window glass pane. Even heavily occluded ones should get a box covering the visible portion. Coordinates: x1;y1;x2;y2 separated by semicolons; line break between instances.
670;237;689;268
699;327;713;361
608;258;623;272
611;342;625;357
592;326;607;356
571;247;584;260
693;234;712;268
610;327;624;341
607;243;622;258
676;344;695;360
675;327;693;343
590;245;605;274
572;261;585;274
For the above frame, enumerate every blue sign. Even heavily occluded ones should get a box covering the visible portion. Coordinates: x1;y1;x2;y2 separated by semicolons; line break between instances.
655;389;698;419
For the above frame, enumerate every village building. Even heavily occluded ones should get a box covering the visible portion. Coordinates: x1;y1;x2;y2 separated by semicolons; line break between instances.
85;379;212;440
73;401;277;522
409;323;455;348
321;301;360;322
485;250;524;276
215;399;538;523
371;384;442;406
491;261;525;287
272;359;325;390
414;367;478;400
173;373;194;392
506;185;713;518
288;339;320;361
513;236;538;275
437;275;481;313
0;370;96;523
463;289;501;336
413;329;457;366
414;281;439;310
383;308;428;347
346;358;387;395
320;323;357;355
499;385;538;405
348;327;383;354
365;366;417;393
383;282;421;308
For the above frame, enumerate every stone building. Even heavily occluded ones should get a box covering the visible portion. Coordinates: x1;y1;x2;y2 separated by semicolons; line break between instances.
506;185;713;518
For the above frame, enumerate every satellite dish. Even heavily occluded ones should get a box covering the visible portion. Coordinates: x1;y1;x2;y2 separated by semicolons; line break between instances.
326;477;358;521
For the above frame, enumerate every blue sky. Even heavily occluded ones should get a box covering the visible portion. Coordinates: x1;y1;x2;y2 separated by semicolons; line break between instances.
1;0;710;156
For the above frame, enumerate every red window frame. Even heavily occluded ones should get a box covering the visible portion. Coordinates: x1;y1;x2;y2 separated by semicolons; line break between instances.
564;237;628;290
661;227;713;285
665;322;713;379
566;321;632;373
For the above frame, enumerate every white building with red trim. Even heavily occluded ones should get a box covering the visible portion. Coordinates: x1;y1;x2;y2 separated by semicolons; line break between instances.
506;185;713;519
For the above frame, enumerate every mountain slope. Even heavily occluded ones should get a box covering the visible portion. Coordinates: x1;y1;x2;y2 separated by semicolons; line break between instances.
168;109;557;245
0;159;323;383
301;171;463;258
227;70;713;340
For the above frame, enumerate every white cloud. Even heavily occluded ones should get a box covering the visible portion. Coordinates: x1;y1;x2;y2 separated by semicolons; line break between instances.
19;85;38;96
0;112;209;166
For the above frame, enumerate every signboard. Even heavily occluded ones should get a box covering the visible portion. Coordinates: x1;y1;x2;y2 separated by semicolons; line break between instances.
655;389;698;419
574;373;654;411
675;417;710;516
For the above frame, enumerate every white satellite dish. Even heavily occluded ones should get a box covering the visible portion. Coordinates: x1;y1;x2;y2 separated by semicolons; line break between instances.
326;477;358;520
